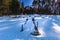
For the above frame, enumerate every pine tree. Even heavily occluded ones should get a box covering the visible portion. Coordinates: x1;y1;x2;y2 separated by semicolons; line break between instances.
21;2;24;14
0;0;3;5
42;0;45;6
10;0;20;15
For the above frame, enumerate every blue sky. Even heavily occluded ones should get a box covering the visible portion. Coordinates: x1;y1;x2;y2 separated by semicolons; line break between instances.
19;0;33;7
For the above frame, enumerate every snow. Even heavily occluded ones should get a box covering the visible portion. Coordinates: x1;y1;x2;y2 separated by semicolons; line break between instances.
0;14;60;40
0;27;10;31
53;22;60;33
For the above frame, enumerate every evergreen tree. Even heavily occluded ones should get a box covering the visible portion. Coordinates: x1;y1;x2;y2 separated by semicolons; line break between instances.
10;0;20;15
21;2;24;14
0;0;3;5
42;0;45;6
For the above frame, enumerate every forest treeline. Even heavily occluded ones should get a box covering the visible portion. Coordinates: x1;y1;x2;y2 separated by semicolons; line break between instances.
0;0;60;16
0;0;20;16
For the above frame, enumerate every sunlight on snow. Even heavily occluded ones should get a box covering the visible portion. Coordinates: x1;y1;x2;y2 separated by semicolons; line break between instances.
45;16;49;19
35;17;43;20
0;20;7;22
53;23;60;33
0;27;10;31
9;18;26;21
13;38;24;40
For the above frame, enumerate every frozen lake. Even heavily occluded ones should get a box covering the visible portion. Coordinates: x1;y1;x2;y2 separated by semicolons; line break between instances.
0;14;60;40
